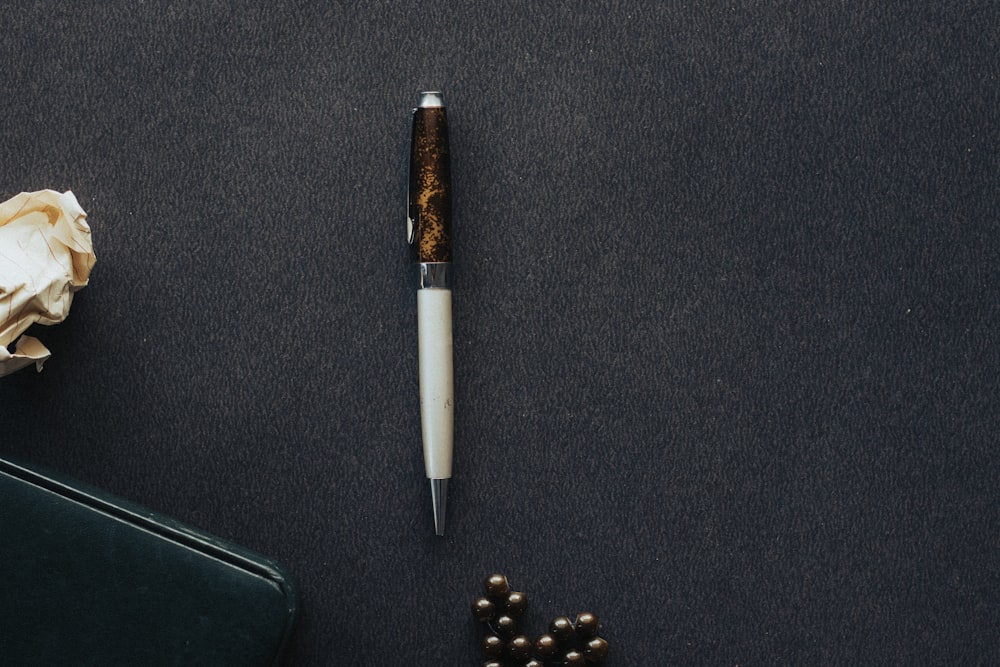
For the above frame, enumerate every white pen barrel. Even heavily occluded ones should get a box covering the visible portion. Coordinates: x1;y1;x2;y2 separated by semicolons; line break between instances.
417;288;454;479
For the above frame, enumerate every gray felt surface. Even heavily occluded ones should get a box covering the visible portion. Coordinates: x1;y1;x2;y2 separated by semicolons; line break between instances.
2;2;998;664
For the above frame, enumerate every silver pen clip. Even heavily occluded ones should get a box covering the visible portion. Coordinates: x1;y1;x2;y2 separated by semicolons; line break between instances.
406;107;417;245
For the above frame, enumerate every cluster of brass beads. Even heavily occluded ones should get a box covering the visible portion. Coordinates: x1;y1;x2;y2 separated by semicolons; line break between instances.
471;574;609;666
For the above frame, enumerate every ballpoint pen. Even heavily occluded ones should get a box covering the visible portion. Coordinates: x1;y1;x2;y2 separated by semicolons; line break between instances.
408;90;454;536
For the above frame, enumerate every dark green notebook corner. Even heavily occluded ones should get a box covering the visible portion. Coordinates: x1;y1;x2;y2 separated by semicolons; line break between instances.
0;457;297;666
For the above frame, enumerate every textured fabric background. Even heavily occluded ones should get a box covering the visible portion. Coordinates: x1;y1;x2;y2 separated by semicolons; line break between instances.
2;2;998;664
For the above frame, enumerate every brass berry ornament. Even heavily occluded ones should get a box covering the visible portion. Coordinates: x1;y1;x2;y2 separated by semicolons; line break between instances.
472;573;609;665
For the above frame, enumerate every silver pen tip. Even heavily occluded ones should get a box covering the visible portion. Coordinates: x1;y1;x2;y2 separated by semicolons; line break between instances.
418;91;445;108
430;478;448;536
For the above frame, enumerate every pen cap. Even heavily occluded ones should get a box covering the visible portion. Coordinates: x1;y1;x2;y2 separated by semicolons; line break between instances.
409;95;452;263
418;91;444;108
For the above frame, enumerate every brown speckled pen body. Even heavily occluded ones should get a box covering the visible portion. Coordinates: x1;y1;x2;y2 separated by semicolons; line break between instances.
408;94;452;263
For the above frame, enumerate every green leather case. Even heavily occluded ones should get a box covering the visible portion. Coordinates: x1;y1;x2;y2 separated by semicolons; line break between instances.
0;458;297;666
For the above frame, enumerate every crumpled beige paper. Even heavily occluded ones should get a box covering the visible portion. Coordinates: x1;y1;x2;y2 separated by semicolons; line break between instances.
0;190;95;376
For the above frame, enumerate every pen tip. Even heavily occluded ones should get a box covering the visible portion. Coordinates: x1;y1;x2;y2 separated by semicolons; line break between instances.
418;91;445;108
430;478;448;536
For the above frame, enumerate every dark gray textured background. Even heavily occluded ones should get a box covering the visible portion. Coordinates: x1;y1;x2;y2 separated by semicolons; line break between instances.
2;2;998;664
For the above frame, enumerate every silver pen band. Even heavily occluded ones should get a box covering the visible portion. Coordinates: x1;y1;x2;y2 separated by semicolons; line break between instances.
418;262;451;289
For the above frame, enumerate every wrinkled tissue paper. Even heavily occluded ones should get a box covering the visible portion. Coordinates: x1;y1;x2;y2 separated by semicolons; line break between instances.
0;190;95;377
